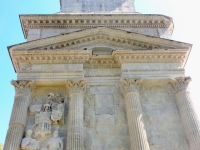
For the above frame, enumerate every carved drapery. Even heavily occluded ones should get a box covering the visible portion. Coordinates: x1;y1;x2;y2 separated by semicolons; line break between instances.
3;80;34;150
121;79;150;150
65;80;86;150
170;77;200;150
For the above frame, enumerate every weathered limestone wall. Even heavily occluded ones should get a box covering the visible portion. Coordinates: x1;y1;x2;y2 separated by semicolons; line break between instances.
27;28;171;41
7;59;191;150
140;80;189;150
84;85;130;150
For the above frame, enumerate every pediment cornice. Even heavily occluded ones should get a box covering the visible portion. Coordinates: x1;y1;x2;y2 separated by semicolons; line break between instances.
20;14;174;38
8;27;191;72
10;27;191;51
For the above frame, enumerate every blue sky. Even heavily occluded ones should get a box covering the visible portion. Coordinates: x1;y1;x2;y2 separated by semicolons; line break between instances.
0;0;199;145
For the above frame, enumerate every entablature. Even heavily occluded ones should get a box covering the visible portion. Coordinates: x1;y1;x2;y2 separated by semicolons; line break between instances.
10;49;189;72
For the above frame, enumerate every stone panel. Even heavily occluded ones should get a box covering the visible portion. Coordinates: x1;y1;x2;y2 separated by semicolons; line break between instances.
27;29;41;41
84;85;130;150
95;95;114;115
140;80;189;150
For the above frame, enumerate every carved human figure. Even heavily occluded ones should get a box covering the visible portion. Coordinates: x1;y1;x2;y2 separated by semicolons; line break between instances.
46;130;63;150
85;108;95;128
21;130;39;150
34;104;51;137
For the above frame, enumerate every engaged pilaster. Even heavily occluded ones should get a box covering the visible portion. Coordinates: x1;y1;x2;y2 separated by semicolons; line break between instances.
170;77;200;150
65;79;86;150
4;80;34;150
121;79;150;150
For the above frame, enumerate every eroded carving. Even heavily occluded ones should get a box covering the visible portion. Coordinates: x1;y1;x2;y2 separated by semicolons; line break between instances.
34;104;51;137
85;108;95;128
51;103;64;125
21;130;39;150
65;79;87;96
120;78;141;95
169;77;191;93
46;130;63;150
11;80;34;95
29;104;43;115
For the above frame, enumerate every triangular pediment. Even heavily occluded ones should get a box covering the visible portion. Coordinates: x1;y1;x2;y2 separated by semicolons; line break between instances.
9;27;192;72
9;27;191;51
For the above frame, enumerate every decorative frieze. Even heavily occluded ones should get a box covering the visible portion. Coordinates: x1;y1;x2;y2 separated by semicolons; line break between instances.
10;49;189;72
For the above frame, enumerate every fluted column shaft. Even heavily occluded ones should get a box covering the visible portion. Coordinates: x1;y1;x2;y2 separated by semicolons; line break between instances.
4;80;34;150
170;77;200;150
121;79;150;150
66;80;86;150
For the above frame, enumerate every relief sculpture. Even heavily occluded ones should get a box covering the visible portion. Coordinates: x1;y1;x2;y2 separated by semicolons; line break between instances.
51;103;64;124
46;130;63;150
34;104;51;137
21;130;39;150
85;108;95;128
28;93;65;138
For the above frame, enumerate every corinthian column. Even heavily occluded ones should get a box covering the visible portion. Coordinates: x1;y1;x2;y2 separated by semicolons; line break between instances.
121;79;150;150
65;79;87;150
170;77;200;150
4;80;34;150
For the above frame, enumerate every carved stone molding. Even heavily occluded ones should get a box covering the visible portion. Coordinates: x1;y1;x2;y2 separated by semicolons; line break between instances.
11;80;34;96
169;77;191;93
65;79;87;96
20;14;173;38
120;78;141;96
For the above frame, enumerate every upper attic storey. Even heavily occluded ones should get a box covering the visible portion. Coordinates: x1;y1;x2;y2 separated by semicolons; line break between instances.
59;0;136;13
20;0;174;41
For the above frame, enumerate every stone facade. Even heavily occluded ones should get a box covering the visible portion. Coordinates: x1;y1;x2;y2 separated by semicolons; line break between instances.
4;1;200;150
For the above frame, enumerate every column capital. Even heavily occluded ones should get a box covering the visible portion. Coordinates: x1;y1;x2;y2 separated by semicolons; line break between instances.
120;78;141;96
65;79;87;96
11;80;34;96
169;77;191;93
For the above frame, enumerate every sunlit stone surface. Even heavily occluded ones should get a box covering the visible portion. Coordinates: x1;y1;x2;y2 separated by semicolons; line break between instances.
4;0;200;150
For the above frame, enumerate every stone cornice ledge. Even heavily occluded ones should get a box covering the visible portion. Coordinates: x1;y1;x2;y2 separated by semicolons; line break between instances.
20;14;174;38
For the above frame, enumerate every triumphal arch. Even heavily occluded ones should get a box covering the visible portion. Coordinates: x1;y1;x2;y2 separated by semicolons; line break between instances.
4;0;200;150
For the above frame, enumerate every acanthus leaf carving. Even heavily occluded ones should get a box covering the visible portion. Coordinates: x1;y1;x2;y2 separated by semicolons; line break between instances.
11;80;35;96
169;76;191;93
65;79;87;96
120;78;141;96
